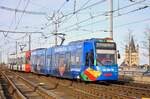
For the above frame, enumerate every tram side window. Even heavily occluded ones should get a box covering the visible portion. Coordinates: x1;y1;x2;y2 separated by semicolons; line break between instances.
18;57;22;66
31;56;35;65
26;58;30;64
65;53;71;70
58;54;65;68
47;55;52;67
39;55;45;67
76;48;82;67
71;53;76;66
70;48;82;67
25;55;30;64
34;56;37;65
51;54;55;67
22;57;26;64
55;54;59;67
36;56;40;67
36;56;40;66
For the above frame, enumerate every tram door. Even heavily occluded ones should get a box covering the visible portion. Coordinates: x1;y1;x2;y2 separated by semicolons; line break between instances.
83;42;94;67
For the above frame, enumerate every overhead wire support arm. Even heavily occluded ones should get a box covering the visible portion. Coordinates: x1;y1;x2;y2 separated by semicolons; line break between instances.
0;5;46;15
52;33;66;46
0;29;43;34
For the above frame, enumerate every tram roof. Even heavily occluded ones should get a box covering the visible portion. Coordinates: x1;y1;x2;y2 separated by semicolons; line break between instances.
69;38;114;45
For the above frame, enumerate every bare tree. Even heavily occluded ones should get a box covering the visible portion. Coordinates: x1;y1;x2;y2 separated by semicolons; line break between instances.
142;27;150;70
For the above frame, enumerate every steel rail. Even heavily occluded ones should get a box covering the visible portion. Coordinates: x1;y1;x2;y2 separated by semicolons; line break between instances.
9;70;150;99
111;83;150;91
0;71;26;99
35;75;137;99
9;71;62;99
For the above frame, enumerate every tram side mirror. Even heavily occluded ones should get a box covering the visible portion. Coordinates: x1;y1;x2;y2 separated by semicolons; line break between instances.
117;51;120;59
118;54;120;59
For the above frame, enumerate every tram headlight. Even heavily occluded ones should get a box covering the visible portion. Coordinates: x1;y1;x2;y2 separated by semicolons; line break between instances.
77;75;80;79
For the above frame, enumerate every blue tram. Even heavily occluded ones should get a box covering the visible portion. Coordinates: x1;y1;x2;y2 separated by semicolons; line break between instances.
30;48;47;74
30;38;119;81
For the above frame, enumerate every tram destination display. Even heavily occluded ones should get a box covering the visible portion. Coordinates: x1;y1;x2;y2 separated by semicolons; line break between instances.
96;42;116;50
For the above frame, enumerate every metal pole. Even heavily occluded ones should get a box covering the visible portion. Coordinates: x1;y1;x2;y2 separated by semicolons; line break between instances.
148;30;150;70
55;22;58;46
29;34;31;51
129;35;131;68
0;51;1;64
108;0;113;40
7;52;9;64
16;41;18;55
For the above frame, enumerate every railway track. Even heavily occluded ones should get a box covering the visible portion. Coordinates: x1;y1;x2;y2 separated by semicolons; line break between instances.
123;82;150;89
43;76;150;99
16;71;99;99
16;71;150;99
1;69;150;99
89;83;150;98
0;70;61;99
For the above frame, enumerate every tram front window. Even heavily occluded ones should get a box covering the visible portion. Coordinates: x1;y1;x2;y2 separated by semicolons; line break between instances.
96;54;115;66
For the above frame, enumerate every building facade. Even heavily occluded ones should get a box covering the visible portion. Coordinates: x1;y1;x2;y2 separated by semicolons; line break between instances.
124;36;139;68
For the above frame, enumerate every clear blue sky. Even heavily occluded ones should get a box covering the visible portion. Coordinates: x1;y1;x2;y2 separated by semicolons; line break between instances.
0;0;150;64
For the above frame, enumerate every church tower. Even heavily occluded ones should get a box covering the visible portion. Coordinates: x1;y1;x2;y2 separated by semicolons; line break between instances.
124;36;139;68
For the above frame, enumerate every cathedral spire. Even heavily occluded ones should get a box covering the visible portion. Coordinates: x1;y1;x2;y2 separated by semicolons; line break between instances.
130;36;136;52
124;36;139;68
